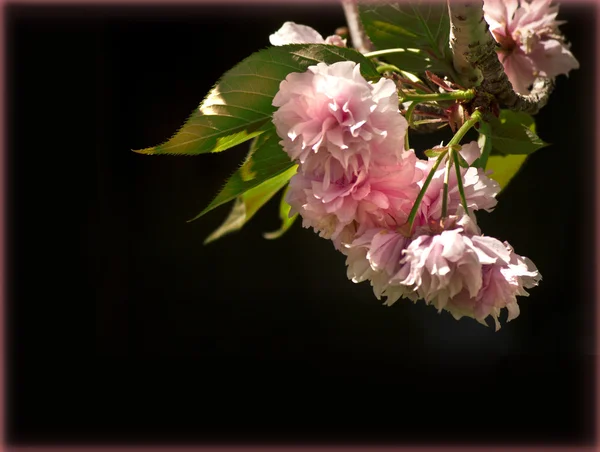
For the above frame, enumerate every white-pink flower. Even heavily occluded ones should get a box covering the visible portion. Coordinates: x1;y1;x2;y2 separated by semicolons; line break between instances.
415;141;500;225
344;227;414;303
272;61;409;185
446;249;540;330
483;0;579;94
286;150;422;242
390;214;541;330
269;22;346;47
343;213;541;330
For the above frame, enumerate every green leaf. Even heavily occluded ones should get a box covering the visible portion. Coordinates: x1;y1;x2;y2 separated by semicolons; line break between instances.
487;110;550;156
485;154;528;191
263;185;298;240
204;165;297;245
190;126;297;222
359;1;454;74
473;119;492;169
133;44;379;156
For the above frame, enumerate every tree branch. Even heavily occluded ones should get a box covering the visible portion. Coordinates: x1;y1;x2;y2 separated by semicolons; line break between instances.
341;0;374;54
447;0;555;115
448;1;483;88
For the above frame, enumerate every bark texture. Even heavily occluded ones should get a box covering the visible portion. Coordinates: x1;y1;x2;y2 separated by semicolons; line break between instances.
448;0;554;115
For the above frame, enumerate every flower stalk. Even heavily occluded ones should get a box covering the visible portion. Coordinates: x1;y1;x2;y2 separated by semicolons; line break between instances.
399;89;475;103
406;152;446;232
453;150;470;216
448;109;482;147
376;64;403;74
407;109;482;231
441;148;454;219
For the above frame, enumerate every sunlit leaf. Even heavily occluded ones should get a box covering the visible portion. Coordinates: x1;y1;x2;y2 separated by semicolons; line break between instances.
263;185;298;240
134;44;379;156
485;154;528;191
204;165;297;245
190;127;296;222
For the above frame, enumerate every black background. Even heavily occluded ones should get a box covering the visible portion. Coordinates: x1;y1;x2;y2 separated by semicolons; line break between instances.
6;2;596;446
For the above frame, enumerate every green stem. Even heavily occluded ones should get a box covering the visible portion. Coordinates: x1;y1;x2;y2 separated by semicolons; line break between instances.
376;64;403;74
441;149;453;219
453;150;470;217
441;110;482;219
448;109;483;147
400;89;475;103
407;151;446;233
364;48;421;59
405;109;483;233
413;119;444;126
405;101;418;128
404;101;418;150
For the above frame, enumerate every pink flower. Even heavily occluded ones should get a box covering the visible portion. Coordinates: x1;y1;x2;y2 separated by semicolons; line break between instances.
286;150;422;242
447;250;540;330
269;22;346;47
483;0;579;94
415;141;500;225
390;214;541;330
272;61;409;186
344;228;414;303
343;213;540;330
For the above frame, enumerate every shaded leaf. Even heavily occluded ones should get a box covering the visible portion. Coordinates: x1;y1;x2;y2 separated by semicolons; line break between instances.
488;110;549;155
204;165;297;245
134;44;379;156
359;1;454;74
473;119;492;169
263;185;298;240
190;127;297;222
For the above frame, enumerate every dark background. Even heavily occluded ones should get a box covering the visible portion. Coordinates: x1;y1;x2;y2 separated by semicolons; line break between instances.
6;1;596;446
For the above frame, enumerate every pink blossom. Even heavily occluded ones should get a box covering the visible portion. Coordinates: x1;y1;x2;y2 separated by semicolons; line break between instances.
483;0;579;94
343;213;541;329
272;61;409;186
286;150;422;242
269;22;347;47
344;228;415;304
447;250;540;330
415;141;500;225
390;214;541;330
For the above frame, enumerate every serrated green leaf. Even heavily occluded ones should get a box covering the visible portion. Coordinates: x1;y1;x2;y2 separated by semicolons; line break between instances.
190;127;297;222
263;185;298;240
359;1;454;74
485;154;528;191
203;197;247;245
488;110;549;156
134;44;379;156
203;165;297;245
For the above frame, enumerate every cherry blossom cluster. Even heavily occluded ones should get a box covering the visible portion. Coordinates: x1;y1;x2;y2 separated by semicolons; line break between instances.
271;60;541;330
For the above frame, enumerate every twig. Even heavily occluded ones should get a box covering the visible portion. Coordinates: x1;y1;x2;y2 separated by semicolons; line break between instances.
341;0;374;54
